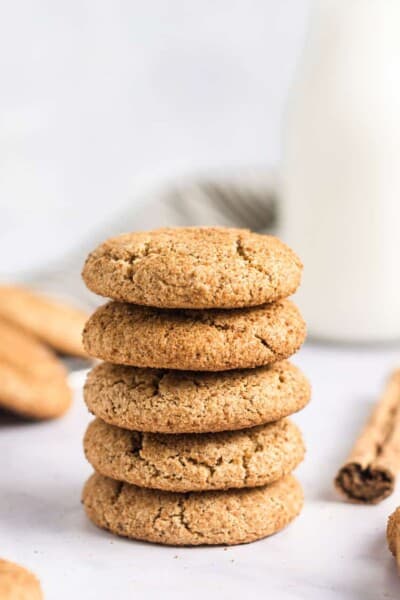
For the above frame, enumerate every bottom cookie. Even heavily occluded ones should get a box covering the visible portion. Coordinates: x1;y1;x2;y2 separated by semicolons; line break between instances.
82;472;303;546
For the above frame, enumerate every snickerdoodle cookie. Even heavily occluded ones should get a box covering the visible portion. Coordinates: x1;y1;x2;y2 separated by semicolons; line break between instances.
0;285;88;357
82;300;306;371
0;319;71;419
82;472;303;546
0;559;43;600
82;227;302;309
84;418;305;492
84;360;310;433
387;506;400;558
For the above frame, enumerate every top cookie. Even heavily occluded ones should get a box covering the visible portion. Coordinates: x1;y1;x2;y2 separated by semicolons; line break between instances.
82;227;302;309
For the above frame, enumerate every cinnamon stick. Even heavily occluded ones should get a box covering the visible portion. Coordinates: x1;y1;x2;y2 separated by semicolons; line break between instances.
387;507;400;572
335;370;400;504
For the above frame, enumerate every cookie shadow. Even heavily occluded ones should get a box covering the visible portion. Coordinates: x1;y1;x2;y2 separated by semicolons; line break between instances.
0;409;38;427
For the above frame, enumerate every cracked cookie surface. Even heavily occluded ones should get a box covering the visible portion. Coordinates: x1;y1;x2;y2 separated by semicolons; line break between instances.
82;227;302;309
84;360;310;433
82;300;306;371
0;559;43;600
82;472;303;546
84;418;305;492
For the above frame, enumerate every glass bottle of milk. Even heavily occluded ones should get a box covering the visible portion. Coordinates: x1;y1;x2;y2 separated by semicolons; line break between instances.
281;0;400;342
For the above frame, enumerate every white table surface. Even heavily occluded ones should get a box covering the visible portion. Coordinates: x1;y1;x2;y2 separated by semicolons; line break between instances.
2;342;400;599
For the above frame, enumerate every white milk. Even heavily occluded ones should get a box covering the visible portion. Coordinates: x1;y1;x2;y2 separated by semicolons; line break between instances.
281;0;400;341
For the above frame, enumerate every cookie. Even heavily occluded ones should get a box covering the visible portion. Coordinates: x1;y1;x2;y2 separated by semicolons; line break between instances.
0;285;89;357
82;472;303;546
0;559;43;600
0;319;72;419
84;361;310;433
82;227;303;309
84;417;304;492
387;507;400;557
82;300;306;371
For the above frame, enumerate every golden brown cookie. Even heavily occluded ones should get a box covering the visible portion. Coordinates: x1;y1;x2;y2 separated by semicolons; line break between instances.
0;319;72;419
0;559;43;600
84;418;305;492
82;300;306;371
387;507;400;558
0;285;89;357
82;227;303;309
84;361;310;433
82;472;303;546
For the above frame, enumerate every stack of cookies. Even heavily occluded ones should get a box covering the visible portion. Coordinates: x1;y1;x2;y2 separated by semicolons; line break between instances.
81;227;310;546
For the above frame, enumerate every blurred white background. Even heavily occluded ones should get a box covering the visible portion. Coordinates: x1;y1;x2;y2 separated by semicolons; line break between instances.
0;0;310;275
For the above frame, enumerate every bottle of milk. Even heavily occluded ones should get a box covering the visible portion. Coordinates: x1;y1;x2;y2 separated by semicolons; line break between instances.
281;0;400;342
